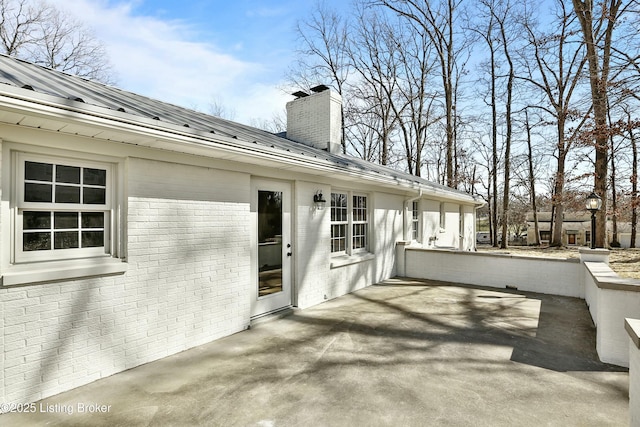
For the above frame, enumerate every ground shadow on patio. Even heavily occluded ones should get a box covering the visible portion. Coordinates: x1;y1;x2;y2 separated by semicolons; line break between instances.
1;278;629;427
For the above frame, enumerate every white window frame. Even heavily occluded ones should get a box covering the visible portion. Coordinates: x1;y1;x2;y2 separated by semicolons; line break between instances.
330;192;348;255
2;145;126;286
330;190;369;256
351;194;368;252
411;200;420;242
15;152;114;263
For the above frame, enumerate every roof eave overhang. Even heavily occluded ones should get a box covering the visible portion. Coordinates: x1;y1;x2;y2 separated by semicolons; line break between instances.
0;89;480;205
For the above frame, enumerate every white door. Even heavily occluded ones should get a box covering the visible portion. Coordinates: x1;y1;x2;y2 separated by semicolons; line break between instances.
250;179;292;317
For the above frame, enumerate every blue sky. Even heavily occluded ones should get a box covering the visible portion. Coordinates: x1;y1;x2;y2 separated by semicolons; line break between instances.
59;0;349;125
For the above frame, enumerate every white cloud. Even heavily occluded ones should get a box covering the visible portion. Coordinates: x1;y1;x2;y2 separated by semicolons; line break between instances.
56;0;291;126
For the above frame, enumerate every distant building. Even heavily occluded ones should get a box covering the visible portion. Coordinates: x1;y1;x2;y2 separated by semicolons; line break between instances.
526;212;639;248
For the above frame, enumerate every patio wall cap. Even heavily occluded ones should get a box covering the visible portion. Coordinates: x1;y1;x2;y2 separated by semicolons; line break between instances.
584;261;640;292
625;318;640;350
579;248;611;255
405;246;580;263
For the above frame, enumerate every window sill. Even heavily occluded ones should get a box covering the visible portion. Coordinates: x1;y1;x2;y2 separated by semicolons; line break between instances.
330;252;375;269
2;257;127;286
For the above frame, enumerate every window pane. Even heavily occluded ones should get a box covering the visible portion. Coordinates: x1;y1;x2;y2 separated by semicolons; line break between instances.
331;224;346;253
83;187;106;204
353;196;367;221
56;165;80;184
84;168;107;186
331;193;348;222
24;232;51;251
55;231;79;249
55;185;81;203
23;211;51;229
54;212;78;229
82;231;104;248
257;191;282;244
353;223;367;249
82;212;104;228
25;162;52;181
25;183;52;202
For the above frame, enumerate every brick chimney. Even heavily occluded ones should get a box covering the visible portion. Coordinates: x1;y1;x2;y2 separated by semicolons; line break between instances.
286;85;342;154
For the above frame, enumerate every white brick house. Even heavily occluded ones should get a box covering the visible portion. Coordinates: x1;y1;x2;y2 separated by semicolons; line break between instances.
0;55;482;405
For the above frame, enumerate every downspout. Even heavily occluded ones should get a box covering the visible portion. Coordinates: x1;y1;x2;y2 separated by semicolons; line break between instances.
397;189;423;278
403;189;423;242
473;201;486;251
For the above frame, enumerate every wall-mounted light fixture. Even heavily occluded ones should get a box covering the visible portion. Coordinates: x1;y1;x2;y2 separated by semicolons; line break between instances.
313;191;327;210
585;191;602;249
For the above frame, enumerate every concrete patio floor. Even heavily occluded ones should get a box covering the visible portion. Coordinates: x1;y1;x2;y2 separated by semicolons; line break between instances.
1;278;630;426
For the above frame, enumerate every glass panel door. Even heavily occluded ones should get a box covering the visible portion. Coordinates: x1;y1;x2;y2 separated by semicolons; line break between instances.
258;190;283;297
250;179;292;318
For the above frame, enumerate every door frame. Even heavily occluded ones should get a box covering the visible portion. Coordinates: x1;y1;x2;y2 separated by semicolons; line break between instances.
250;178;293;318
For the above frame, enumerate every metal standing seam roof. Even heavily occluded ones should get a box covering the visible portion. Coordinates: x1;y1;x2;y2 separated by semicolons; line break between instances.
0;54;479;202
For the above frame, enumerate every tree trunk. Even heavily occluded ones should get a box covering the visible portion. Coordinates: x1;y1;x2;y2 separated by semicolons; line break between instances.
444;0;455;188
499;8;514;250
572;0;621;248
490;36;498;248
526;112;540;245
610;132;619;246
551;148;567;246
631;118;638;248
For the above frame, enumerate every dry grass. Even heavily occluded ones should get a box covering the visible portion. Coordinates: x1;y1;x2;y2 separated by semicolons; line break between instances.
477;245;640;280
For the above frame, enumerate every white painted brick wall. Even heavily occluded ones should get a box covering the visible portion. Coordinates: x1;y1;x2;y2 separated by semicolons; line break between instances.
462;206;475;251
421;200;440;246
629;330;640;425
295;188;402;308
404;249;583;298
0;142;4;403
584;268;599;325
1;158;251;404
371;193;403;281
596;288;640;367
286;90;342;152
583;262;640;367
295;182;331;309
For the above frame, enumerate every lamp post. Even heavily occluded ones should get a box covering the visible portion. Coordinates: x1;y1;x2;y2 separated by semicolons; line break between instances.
586;192;602;249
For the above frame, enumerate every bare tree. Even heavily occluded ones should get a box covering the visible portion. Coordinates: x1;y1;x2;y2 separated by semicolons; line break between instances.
393;29;441;177
0;0;114;84
608;113;621;246
379;0;470;188
208;98;237;121
347;3;402;165
472;4;500;246
489;0;517;249
250;111;287;134
344;101;386;162
0;0;46;55
31;5;113;83
631;115;639;248
571;0;627;247
519;0;589;246
288;0;351;153
525;110;541;245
